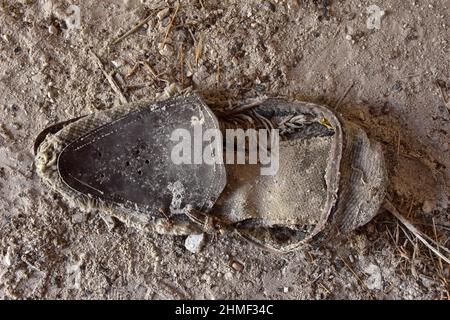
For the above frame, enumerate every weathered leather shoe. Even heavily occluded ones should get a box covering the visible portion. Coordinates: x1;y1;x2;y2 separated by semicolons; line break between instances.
35;94;387;252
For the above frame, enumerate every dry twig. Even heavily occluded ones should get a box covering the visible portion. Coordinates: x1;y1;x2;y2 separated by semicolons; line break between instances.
384;200;450;265
111;13;154;45
162;2;180;46
90;50;128;104
195;34;204;66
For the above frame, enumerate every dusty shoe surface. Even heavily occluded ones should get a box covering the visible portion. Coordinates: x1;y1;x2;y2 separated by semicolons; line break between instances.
35;94;387;252
214;98;387;252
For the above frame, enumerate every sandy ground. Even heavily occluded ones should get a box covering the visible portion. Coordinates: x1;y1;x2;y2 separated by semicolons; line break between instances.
0;0;449;299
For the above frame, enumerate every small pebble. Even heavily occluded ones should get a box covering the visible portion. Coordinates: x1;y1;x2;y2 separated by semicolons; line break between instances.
111;60;123;68
201;274;211;284
71;212;86;224
224;272;233;280
158;43;174;57
366;5;385;30
4;246;12;267
48;25;58;34
11;123;21;130
184;233;205;253
230;260;244;272
157;8;170;20
47;87;57;100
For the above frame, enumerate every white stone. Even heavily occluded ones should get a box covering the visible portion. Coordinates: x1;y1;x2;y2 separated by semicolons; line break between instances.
184;233;205;253
224;271;233;281
3;246;13;267
366;5;385;30
48;25;58;34
364;263;383;290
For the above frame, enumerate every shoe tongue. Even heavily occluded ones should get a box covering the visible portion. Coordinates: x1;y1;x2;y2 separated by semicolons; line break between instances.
57;96;226;215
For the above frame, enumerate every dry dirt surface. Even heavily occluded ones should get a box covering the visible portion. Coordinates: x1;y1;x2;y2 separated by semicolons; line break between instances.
0;0;449;299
